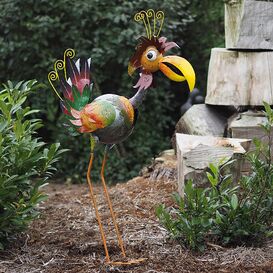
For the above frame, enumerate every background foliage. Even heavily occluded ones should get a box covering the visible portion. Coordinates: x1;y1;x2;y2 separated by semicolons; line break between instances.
0;81;65;249
0;0;224;183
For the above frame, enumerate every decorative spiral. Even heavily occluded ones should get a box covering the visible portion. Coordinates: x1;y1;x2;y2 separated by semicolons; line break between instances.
47;48;76;101
156;10;164;20
54;59;65;72
48;70;58;81
155;10;164;37
134;9;165;39
64;48;75;59
147;9;156;36
63;48;75;80
48;71;63;101
134;11;145;22
134;10;151;39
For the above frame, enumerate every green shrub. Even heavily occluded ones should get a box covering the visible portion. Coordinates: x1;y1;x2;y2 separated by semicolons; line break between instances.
0;80;66;249
156;102;273;251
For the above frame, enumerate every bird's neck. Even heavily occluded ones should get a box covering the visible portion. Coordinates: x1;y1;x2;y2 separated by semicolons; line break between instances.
129;89;148;109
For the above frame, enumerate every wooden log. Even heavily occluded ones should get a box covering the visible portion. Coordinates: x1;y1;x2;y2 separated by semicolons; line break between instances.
228;110;273;172
225;0;273;50
206;48;273;106
176;133;251;196
175;104;234;137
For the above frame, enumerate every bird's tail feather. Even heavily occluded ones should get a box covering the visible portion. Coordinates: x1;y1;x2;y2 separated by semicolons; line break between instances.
48;49;93;118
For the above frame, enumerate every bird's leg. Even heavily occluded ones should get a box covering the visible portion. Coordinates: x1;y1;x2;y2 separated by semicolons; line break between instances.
100;146;126;258
86;136;110;263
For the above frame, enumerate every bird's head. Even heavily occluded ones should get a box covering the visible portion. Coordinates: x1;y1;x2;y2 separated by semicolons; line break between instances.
128;10;195;92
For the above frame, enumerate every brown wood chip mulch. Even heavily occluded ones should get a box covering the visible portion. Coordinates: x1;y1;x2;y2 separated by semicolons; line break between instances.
1;175;273;273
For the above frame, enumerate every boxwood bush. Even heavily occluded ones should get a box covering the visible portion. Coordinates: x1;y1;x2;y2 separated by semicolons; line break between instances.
0;80;66;249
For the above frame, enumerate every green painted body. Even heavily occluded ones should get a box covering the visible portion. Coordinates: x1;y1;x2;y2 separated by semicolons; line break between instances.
92;94;136;144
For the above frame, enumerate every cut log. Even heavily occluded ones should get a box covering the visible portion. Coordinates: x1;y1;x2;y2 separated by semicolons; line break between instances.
206;48;273;106
176;133;251;196
228;110;273;172
225;0;273;50
175;104;235;137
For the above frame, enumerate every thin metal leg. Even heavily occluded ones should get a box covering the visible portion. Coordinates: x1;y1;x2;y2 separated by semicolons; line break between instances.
86;152;110;263
100;147;126;258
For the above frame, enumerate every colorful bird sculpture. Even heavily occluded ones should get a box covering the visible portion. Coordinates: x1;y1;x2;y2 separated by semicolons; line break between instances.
48;9;195;265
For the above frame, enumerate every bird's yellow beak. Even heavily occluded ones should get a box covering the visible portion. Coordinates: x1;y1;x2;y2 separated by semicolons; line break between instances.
158;56;196;92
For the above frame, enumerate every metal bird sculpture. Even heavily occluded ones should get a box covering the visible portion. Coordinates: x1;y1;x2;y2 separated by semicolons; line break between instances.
48;9;195;265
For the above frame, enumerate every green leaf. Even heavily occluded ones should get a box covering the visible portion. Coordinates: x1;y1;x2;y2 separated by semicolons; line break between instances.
48;143;60;160
209;163;218;177
13;120;23;140
206;172;217;187
23;109;40;117
0;100;10;119
215;210;223;224
0;121;8;132
7;80;13;89
230;194;238;210
263;101;272;117
14;81;24;90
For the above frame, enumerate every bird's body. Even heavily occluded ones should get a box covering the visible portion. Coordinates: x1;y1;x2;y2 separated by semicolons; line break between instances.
53;56;143;147
90;94;136;144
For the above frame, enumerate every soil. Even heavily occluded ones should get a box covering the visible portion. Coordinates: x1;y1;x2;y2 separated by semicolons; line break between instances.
1;161;273;273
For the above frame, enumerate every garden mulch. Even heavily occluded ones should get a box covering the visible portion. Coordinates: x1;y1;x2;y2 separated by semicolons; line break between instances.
0;171;273;273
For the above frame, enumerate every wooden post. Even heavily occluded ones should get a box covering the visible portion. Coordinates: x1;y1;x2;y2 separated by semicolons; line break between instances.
176;133;251;196
225;0;273;50
206;48;273;106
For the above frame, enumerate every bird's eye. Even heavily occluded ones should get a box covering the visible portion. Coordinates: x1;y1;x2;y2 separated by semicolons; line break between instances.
146;50;157;61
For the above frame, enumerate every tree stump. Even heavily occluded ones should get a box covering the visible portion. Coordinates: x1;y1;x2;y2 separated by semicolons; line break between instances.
225;0;273;50
206;48;273;106
176;133;251;196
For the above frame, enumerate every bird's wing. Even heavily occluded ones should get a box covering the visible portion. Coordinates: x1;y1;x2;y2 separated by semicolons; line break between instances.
69;100;116;133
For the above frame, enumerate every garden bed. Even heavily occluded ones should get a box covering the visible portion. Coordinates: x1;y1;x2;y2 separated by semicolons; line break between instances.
0;175;272;273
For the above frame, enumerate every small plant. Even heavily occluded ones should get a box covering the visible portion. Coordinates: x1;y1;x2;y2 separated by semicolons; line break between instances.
156;102;273;251
156;160;237;251
0;80;66;249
